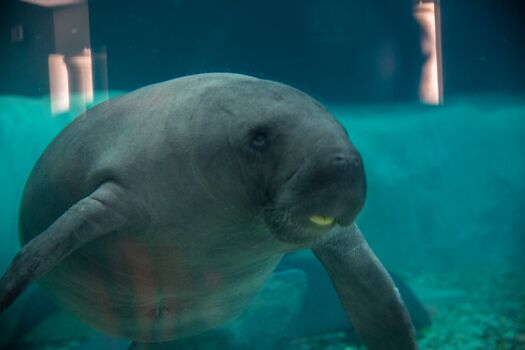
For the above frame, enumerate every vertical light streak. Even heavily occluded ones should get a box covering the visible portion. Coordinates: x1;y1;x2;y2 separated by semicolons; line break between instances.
48;54;70;115
414;1;443;105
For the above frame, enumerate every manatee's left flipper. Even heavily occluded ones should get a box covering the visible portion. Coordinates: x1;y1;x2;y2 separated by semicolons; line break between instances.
312;224;416;350
0;181;149;313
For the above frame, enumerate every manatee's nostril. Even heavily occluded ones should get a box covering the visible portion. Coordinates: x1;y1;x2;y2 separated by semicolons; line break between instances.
351;155;361;168
330;155;349;168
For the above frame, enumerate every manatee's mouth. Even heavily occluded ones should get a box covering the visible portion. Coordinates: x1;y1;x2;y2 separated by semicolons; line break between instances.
263;159;365;245
262;201;354;245
308;215;336;227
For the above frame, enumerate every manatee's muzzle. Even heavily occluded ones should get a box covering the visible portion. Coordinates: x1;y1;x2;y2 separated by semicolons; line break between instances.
265;150;366;243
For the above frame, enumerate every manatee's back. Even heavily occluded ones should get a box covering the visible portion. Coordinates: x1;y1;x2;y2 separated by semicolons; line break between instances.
19;73;255;244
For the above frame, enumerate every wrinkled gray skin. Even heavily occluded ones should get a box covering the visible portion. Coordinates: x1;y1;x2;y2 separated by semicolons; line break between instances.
0;73;416;349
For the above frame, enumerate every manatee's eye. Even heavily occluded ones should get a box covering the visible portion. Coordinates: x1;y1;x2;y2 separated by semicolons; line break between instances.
249;128;270;151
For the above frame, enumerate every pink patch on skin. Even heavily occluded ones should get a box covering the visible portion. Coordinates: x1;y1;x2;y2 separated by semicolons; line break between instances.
119;238;158;339
117;238;192;341
72;257;119;336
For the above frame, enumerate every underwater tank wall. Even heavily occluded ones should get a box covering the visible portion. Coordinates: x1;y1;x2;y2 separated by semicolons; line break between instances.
0;0;524;349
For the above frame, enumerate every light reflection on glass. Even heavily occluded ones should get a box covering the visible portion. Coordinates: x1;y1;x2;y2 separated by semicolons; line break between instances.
17;0;108;115
20;0;84;8
66;48;94;112
414;0;443;105
48;53;70;114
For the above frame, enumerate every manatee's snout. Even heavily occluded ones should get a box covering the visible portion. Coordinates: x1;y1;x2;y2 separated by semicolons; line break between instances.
266;140;366;244
295;147;366;227
332;151;366;225
321;151;364;189
331;152;362;172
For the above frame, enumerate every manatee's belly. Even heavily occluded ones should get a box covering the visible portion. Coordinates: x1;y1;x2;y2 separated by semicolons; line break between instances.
39;235;280;341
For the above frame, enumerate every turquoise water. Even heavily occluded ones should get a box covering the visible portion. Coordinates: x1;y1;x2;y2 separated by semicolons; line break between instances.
0;94;524;349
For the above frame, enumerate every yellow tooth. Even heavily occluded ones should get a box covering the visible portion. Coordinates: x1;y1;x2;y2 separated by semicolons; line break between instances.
309;215;335;226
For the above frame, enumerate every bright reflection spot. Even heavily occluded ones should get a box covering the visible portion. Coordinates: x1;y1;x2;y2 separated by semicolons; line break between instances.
67;48;94;110
48;49;95;116
414;1;443;105
48;54;69;115
20;0;84;8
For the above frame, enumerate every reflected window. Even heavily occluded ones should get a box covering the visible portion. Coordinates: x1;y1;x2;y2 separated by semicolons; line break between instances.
414;0;443;105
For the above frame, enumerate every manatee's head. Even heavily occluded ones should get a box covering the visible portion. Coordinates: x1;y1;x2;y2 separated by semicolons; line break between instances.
192;74;365;246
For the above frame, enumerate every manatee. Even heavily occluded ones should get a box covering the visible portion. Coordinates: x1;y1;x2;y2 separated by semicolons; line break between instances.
0;73;416;349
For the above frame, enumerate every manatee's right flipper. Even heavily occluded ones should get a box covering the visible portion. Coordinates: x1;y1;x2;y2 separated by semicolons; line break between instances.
0;181;149;313
313;224;416;350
